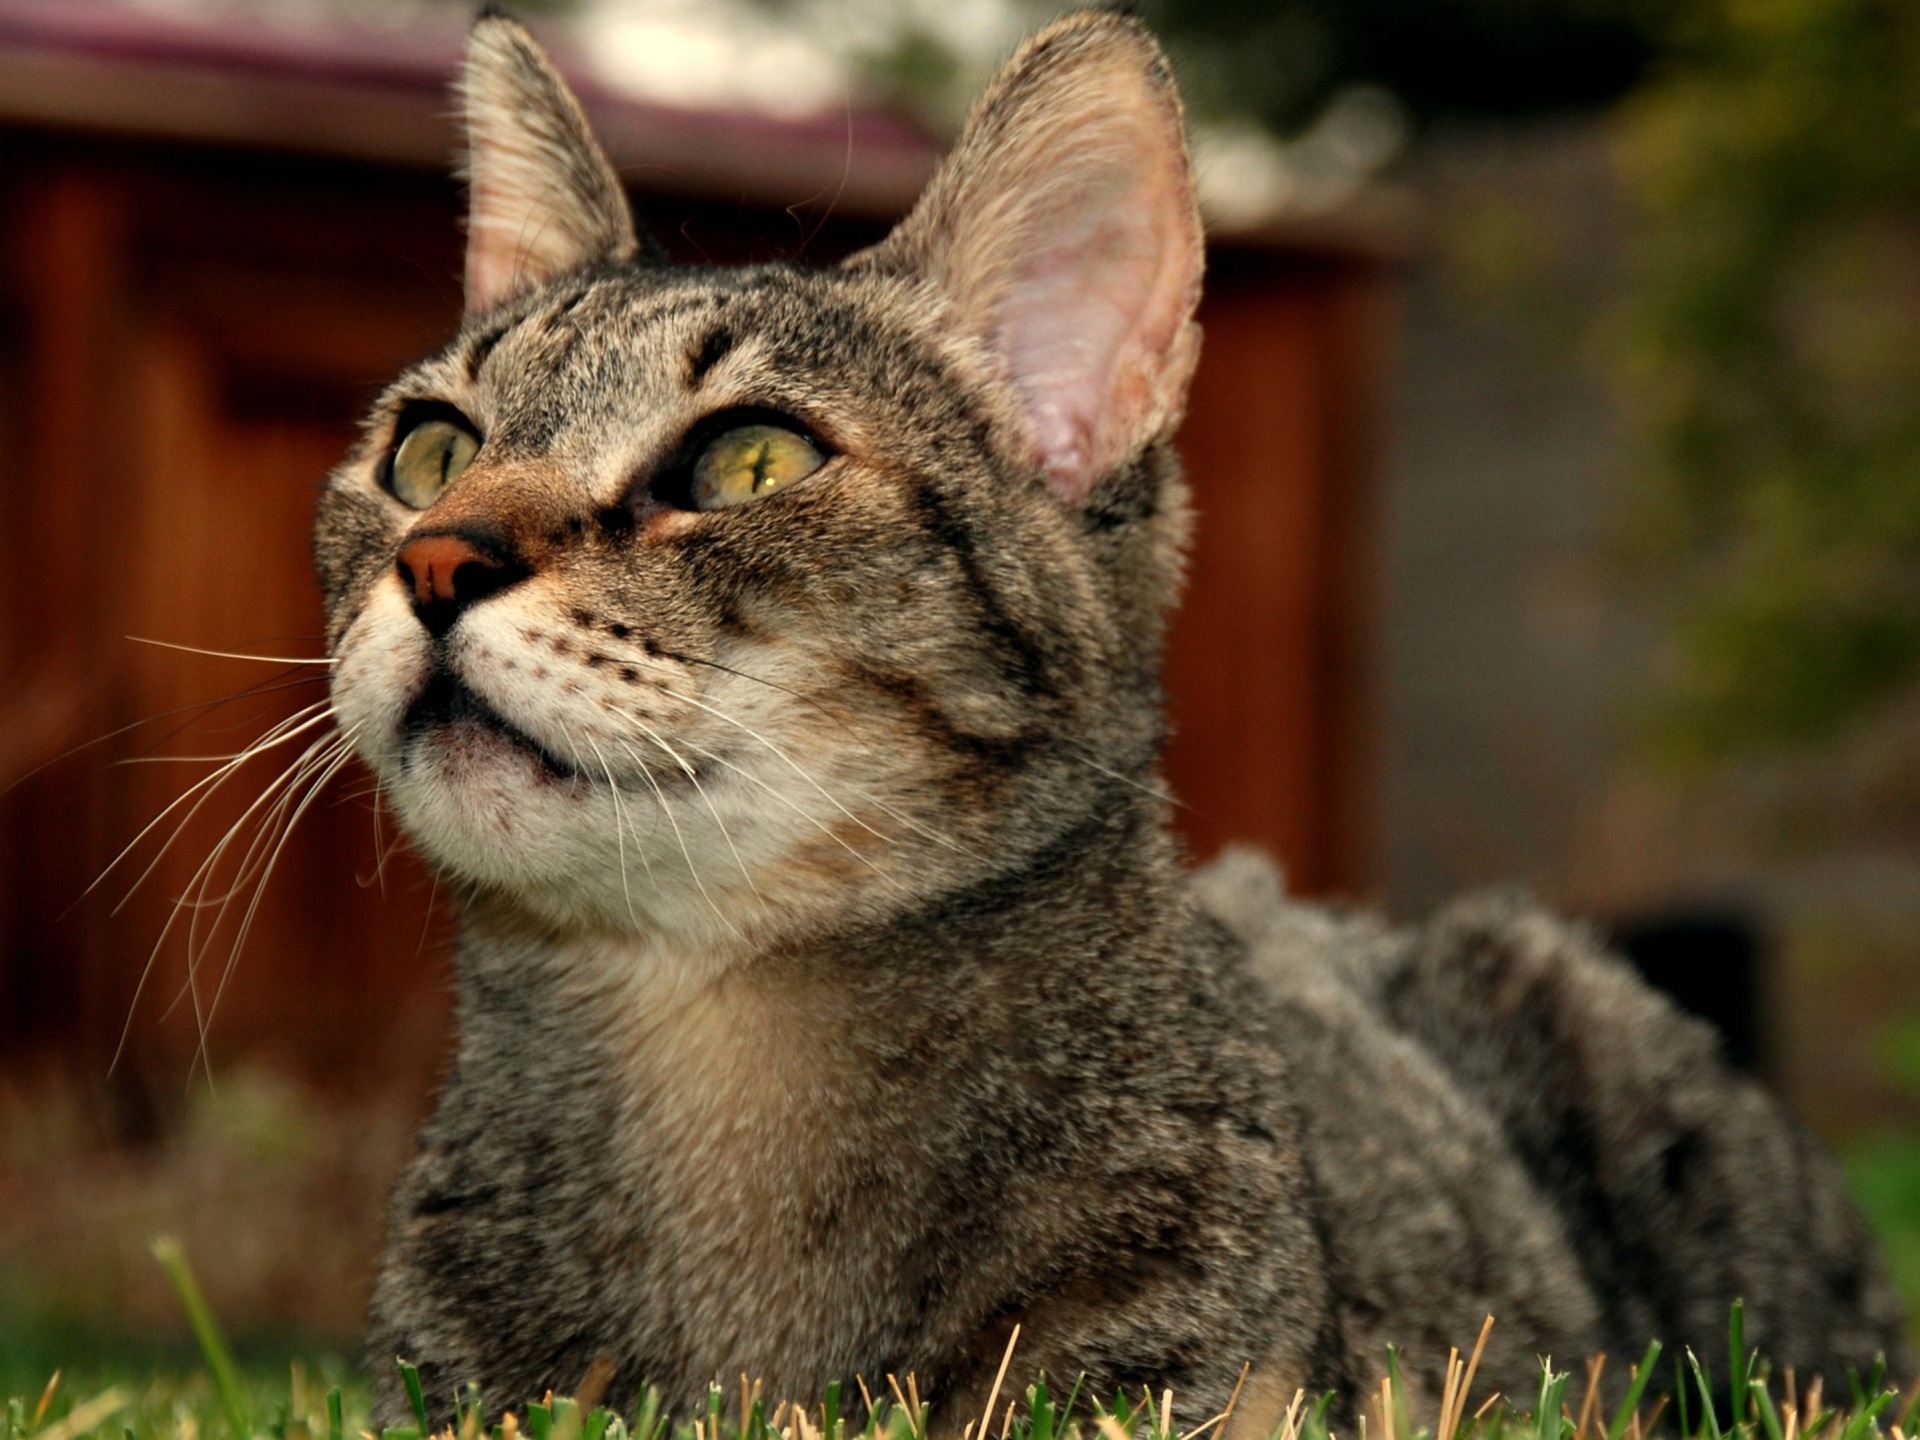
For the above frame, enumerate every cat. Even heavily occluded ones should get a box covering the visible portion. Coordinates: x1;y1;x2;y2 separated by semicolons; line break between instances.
316;9;1910;1430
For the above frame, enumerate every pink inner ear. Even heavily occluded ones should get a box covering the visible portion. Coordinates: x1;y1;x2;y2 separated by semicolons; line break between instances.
464;174;529;315
997;170;1191;501
855;20;1207;503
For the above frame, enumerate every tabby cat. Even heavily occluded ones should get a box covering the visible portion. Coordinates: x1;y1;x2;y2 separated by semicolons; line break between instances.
317;9;1909;1429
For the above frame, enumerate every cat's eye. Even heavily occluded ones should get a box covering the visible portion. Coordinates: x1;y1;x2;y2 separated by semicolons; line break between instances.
690;424;825;511
388;418;479;509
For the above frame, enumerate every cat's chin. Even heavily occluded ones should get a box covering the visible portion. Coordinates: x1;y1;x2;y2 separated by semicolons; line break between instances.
403;671;580;782
377;722;737;939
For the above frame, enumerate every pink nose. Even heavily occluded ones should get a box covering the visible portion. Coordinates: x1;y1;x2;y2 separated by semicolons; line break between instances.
394;531;521;637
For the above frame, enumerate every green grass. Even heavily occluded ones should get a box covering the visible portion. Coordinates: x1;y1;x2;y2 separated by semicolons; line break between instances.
2;1253;1913;1440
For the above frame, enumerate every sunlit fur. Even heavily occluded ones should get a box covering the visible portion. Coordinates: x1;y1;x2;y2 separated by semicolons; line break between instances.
318;10;1909;1429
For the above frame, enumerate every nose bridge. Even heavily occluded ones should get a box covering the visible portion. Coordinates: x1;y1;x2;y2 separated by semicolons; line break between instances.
393;460;577;637
411;458;576;564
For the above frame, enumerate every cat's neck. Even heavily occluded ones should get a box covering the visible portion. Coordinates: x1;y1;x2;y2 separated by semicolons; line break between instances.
446;784;1190;1055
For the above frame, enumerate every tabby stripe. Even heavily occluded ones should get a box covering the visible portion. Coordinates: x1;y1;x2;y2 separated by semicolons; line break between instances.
465;319;512;378
688;327;735;384
908;482;1059;701
840;660;1047;772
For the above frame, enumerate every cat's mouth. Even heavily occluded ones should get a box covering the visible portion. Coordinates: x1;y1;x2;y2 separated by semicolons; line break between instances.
402;670;580;781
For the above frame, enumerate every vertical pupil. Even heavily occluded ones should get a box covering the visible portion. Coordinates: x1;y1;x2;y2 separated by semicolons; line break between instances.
750;440;773;491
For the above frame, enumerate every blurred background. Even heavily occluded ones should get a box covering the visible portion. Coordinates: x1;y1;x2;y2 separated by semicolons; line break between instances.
4;0;1920;1375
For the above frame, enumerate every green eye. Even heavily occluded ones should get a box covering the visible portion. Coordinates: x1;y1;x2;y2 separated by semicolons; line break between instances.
690;424;825;511
389;418;479;509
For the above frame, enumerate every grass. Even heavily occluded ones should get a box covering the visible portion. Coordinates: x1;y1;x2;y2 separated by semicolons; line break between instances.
3;1249;1916;1440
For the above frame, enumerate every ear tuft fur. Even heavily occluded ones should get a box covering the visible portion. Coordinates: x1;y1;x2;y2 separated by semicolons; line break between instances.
859;11;1204;503
459;15;641;314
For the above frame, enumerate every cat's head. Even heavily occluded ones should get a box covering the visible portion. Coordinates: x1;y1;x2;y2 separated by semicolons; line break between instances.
317;9;1205;945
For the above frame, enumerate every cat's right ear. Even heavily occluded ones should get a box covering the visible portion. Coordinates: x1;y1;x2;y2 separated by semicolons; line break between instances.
853;12;1205;505
458;14;650;315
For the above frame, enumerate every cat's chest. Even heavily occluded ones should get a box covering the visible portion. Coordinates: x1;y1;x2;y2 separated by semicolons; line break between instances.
585;951;923;1394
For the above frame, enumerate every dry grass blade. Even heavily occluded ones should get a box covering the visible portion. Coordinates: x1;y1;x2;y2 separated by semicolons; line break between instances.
1575;1354;1606;1440
886;1375;917;1440
1275;1391;1308;1440
1180;1362;1251;1440
576;1356;617;1414
32;1387;130;1440
1440;1315;1496;1440
976;1325;1022;1440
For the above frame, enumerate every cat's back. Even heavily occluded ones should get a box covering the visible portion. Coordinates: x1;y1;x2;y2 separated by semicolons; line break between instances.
1193;848;1911;1402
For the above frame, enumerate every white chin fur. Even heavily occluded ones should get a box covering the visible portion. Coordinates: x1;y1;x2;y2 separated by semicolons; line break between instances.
329;580;828;941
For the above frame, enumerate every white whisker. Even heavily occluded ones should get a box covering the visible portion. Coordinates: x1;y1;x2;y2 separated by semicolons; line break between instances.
656;682;985;862
611;736;743;943
178;729;358;1080
114;721;345;1075
583;730;643;929
1067;748;1179;806
94;702;338;911
139;718;345;917
201;729;362;1049
651;683;893;843
664;730;903;893
127;636;336;666
618;710;761;903
168;729;350;1011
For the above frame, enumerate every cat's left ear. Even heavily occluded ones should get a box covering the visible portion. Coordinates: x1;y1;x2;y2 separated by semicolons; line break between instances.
458;14;647;315
855;11;1204;504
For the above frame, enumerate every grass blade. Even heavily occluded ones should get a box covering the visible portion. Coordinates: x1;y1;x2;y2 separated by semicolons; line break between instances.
1606;1342;1662;1440
1730;1300;1756;1427
398;1362;430;1436
1686;1350;1723;1440
152;1237;250;1440
1752;1381;1785;1440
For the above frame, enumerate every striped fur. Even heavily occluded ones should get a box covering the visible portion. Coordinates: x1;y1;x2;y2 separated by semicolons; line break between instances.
315;11;1909;1427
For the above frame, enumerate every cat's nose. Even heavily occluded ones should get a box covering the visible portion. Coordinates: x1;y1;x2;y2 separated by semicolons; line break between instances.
395;528;527;639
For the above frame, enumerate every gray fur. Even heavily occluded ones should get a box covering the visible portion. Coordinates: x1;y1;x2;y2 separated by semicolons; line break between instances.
317;11;1908;1428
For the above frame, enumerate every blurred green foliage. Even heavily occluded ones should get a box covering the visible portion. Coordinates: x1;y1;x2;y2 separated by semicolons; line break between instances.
1614;0;1920;767
1130;0;1920;769
1845;1019;1920;1321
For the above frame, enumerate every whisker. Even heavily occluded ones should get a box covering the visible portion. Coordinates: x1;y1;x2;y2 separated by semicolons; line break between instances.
113;721;342;1073
583;730;644;929
201;729;362;1053
165;729;349;1006
126;636;336;666
365;781;404;893
664;651;876;756
670;734;904;894
5;668;329;803
656;682;985;862
650;683;894;844
1066;748;1183;808
618;710;761;903
557;728;655;893
611;737;743;943
92;702;338;911
173;729;357;1083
